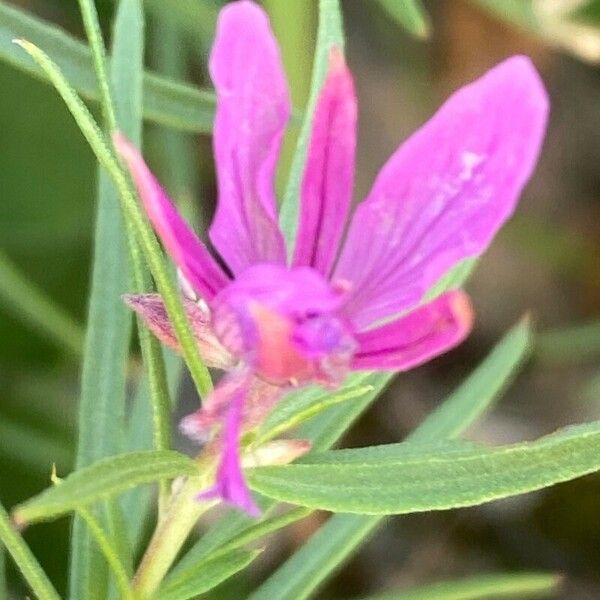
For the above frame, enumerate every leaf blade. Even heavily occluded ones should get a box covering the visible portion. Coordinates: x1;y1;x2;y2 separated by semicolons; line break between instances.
159;549;261;600
359;572;561;600
250;421;600;514
279;0;344;251
13;451;197;525
247;319;534;600
0;502;60;600
376;0;431;38
0;0;215;132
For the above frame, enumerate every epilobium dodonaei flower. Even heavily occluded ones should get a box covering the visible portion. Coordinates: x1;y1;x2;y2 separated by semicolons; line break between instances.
115;0;548;515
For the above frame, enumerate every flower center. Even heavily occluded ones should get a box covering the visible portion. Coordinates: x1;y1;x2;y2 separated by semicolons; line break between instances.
211;264;356;385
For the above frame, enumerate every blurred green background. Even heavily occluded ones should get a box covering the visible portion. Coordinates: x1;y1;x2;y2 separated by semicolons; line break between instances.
0;0;598;598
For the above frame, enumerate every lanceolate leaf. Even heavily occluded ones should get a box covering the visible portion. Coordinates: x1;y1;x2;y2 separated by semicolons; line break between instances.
12;451;197;525
359;572;561;600
0;248;84;357
0;0;216;132
376;0;431;38
0;502;60;600
409;316;531;442
159;549;261;600
256;378;375;443
250;421;600;514
68;0;145;596
279;0;344;250
247;319;533;600
122;350;182;552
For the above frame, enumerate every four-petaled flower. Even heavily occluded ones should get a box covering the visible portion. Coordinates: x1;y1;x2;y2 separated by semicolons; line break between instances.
115;0;548;515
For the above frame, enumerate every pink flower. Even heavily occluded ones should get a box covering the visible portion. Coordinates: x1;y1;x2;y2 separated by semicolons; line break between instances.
115;1;548;516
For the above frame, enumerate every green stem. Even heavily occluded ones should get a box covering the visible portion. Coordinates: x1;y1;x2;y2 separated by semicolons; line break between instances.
0;249;84;357
0;502;60;600
133;471;216;599
79;507;135;600
77;0;117;131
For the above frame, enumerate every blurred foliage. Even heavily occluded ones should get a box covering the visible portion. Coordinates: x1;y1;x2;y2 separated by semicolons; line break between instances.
0;0;598;598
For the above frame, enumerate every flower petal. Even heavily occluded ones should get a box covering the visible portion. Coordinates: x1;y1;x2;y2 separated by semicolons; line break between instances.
292;48;357;277
208;0;289;273
114;133;229;301
351;291;473;371
195;370;260;516
335;56;549;329
124;293;234;369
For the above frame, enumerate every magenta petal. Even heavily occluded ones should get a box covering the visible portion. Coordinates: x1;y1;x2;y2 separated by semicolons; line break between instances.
114;133;229;301
208;0;288;273
351;291;473;371
292;48;357;277
336;56;549;329
195;371;260;516
123;294;234;369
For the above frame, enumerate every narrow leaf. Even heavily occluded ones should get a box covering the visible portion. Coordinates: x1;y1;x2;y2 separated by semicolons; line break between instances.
122;350;182;553
78;507;135;600
0;501;60;600
250;421;600;514
257;380;375;443
0;545;5;600
279;0;344;250
536;320;600;364
170;507;310;579
409;316;531;442
376;0;431;38
13;39;213;399
69;0;144;594
0;248;84;356
13;451;197;525
0;0;215;132
159;549;261;600
359;572;561;600
248;319;533;600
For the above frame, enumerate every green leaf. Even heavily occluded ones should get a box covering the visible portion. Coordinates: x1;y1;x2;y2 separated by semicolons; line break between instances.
0;501;60;600
247;513;377;600
170;506;310;579
14;38;213;399
77;506;135;600
0;545;5;600
247;319;534;600
471;0;539;29
256;378;375;443
143;0;219;47
0;0;215;132
279;0;344;251
68;0;146;594
536;320;600;365
300;372;393;451
159;549;261;600
250;420;600;514
409;317;531;442
425;258;477;301
13;451;197;526
359;572;561;600
376;0;431;38
122;350;182;553
0;247;84;357
572;0;600;26
298;439;479;465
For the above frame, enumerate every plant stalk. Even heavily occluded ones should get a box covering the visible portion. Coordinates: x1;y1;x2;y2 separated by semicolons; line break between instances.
132;458;216;599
